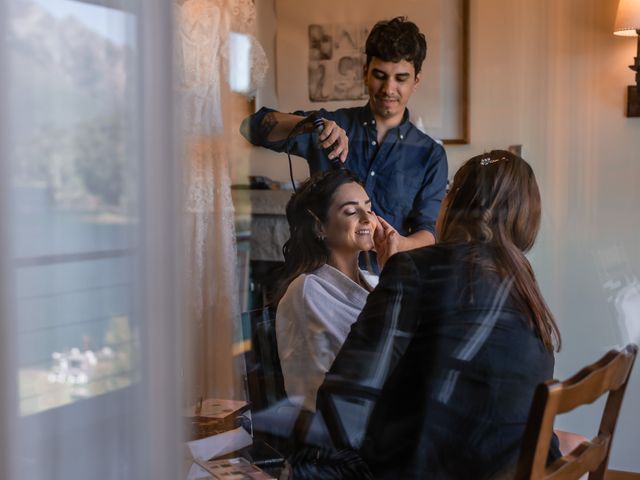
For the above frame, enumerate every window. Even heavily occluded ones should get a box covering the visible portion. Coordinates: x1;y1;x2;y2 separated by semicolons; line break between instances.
1;1;180;479
9;0;139;417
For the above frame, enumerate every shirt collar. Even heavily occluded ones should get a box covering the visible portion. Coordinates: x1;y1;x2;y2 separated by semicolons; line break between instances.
315;264;374;300
358;103;412;141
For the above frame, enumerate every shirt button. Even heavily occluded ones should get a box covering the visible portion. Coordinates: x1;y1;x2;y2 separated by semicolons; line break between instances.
363;121;368;126
400;134;404;140
371;141;377;146
370;171;376;176
372;120;376;124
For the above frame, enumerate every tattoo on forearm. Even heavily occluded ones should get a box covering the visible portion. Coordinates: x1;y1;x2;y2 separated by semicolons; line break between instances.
260;112;279;138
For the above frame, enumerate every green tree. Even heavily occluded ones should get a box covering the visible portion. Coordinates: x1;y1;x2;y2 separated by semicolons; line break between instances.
74;114;127;207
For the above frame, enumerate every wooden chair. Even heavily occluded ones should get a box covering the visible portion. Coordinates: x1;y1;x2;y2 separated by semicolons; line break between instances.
515;344;638;480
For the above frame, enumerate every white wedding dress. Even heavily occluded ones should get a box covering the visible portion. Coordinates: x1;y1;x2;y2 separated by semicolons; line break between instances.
175;0;267;402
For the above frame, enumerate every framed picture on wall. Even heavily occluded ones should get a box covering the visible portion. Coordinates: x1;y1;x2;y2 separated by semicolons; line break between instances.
274;0;469;144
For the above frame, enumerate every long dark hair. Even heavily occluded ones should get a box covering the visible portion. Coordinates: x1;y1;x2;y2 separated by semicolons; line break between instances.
272;169;363;307
438;150;561;351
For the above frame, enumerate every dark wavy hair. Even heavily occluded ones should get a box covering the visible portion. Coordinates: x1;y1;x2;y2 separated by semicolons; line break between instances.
437;150;561;351
365;16;427;74
273;169;363;306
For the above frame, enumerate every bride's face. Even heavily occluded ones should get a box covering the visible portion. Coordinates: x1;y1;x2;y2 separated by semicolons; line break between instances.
321;182;377;254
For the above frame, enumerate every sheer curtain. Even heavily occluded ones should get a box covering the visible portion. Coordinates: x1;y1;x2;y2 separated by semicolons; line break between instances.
0;1;182;479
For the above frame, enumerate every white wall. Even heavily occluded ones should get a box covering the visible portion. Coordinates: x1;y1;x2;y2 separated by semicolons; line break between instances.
458;0;640;471
250;0;640;471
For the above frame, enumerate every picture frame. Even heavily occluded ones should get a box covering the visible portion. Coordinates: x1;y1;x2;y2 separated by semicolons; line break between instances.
273;0;469;144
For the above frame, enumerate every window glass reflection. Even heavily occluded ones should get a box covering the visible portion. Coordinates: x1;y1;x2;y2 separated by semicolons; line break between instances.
8;0;139;416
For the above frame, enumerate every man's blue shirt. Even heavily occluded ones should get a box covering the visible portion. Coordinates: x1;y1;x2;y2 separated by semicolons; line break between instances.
244;104;448;237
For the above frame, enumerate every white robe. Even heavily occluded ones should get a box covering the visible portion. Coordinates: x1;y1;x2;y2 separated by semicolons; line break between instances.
276;264;378;411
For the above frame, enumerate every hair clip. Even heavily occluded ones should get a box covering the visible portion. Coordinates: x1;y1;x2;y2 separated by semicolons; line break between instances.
480;155;508;166
306;208;322;224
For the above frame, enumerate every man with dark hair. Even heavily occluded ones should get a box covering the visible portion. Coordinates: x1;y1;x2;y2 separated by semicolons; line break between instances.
365;16;427;77
241;17;447;255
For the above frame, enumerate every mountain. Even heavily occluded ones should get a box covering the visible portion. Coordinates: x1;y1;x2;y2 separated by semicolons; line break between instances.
7;1;135;207
8;1;132;129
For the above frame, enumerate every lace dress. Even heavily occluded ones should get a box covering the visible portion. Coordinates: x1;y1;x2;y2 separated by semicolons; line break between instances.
175;0;267;402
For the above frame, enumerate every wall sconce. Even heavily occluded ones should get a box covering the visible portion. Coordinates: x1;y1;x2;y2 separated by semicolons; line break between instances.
614;0;640;117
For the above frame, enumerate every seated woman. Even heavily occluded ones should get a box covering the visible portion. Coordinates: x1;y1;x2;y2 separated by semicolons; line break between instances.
317;151;563;479
274;169;382;412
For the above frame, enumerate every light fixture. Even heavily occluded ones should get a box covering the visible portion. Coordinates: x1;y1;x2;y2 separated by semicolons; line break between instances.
614;0;640;116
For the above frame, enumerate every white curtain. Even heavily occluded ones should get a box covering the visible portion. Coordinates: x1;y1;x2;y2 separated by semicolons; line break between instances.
0;1;182;479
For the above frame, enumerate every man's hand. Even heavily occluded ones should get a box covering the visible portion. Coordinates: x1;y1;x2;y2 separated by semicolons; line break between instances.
318;118;349;163
258;112;349;163
373;215;399;269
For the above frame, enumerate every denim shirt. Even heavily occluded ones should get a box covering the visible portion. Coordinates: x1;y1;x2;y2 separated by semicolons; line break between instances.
243;104;448;237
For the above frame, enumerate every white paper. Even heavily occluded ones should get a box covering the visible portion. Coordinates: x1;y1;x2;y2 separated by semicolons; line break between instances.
186;427;253;462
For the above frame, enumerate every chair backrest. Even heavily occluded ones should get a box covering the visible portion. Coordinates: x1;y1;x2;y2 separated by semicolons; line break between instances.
243;306;287;412
242;306;313;455
515;344;638;480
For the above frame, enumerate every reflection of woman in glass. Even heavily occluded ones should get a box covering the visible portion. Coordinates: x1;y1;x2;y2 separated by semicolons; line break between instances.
274;169;386;412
